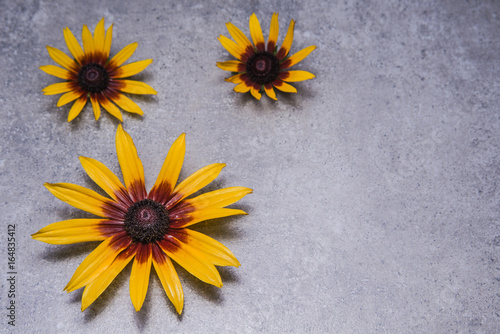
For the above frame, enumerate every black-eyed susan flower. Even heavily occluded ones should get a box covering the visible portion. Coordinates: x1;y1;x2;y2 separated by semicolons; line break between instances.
40;18;157;122
217;13;316;100
32;125;251;313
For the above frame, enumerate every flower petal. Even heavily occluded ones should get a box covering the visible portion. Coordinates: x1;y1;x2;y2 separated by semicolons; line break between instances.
93;18;105;56
90;95;101;120
152;245;183;314
112;59;153;78
81;243;137;311
81;25;94;57
276;19;295;61
31;219;113;244
168;163;226;209
46;46;78;72
63;27;84;64
267;12;279;52
279;70;316;82
68;95;88;122
110;93;144;115
57;90;83;107
39;65;71;80
170;229;240;267
218;35;246;61
42;82;74;95
129;243;152;311
172;208;248;228
183;187;253;211
116;124;147;202
264;84;277;100
109;42;138;68
79;156;132;206
280;45;317;69
225;22;253;50
216;60;245;72
158;237;222;287
103;24;114;60
224;73;244;84
118;80;157;95
65;234;131;292
273;79;297;93
99;96;123;121
249;13;265;52
233;82;251;93
149;133;186;204
250;87;262;100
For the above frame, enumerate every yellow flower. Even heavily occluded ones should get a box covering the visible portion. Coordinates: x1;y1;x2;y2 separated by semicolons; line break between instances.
40;18;157;122
32;125;252;313
217;13;316;100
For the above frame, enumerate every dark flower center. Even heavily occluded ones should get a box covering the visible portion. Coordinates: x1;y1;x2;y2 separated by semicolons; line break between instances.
78;63;110;93
246;52;280;85
124;199;170;244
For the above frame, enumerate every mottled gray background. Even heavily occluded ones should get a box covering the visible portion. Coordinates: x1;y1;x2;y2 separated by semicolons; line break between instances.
1;0;499;333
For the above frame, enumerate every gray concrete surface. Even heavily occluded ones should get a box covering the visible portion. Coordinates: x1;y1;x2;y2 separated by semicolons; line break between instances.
1;0;499;333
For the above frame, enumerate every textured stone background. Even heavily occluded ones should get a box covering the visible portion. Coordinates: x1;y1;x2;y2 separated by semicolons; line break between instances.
1;0;499;333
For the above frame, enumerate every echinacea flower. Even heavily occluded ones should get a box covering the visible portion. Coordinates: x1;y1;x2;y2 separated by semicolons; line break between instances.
32;125;252;313
40;18;157;122
217;13;316;100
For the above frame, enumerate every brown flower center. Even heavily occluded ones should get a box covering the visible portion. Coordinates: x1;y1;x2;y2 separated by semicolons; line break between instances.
246;52;280;85
78;63;110;93
124;199;170;243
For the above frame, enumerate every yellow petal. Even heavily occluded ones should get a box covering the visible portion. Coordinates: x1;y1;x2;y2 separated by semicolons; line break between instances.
216;60;244;72
42;82;74;95
110;93;144;115
65;235;130;292
250;87;262;100
233;82;251;93
79;156;130;204
46;46;78;72
149;133;186;204
158;238;222;287
81;25;94;56
39;65;71;80
267;13;279;52
118;80;157;95
31;219;110;244
184;187;252;211
129;243;152;311
249;13;265;51
169;163;226;208
99;97;123;121
109;42;138;68
264;84;277;100
44;182;113;218
280;70;316;82
116;124;146;201
103;24;114;60
152;246;183;314
112;59;153;78
174;229;240;267
178;208;248;228
224;73;243;84
63;27;84;64
57;90;83;107
90;95;101;120
273;80;297;93
93;18;105;54
281;45;316;69
68;96;88;122
81;245;136;311
276;19;295;60
225;22;253;50
218;35;246;61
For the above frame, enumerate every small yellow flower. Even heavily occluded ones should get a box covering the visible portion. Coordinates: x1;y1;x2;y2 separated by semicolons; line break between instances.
217;13;316;100
32;125;252;313
40;18;157;122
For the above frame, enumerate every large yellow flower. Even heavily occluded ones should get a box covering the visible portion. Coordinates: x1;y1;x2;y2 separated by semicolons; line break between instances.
32;125;252;313
217;13;316;100
40;18;157;122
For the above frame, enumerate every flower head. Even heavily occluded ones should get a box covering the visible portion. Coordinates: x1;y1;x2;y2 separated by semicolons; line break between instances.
40;18;157;122
217;13;316;100
32;125;252;313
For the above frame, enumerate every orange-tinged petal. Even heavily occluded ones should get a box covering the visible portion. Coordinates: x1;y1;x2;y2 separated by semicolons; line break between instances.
225;22;253;50
218;35;246;61
224;73;244;83
216;60;245;72
267;13;279;52
276;19;295;60
280;45;316;69
264;84;277;100
234;82;251;93
110;93;144;115
149;133;185;204
273;79;297;93
112;59;153;78
168;163;226;209
129;243;152;311
183;187;252;211
152;246;183;314
57;90;83;107
99;97;123;121
63;27;84;64
42;82;74;95
109;42;138;68
46;46;78;72
68;95;88;122
93;18;105;55
81;244;137;311
174;207;248;228
250;87;262;100
116;124;147;202
279;70;316;82
118;80;157;95
39;65;71;80
31;219;110;244
249;13;265;52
